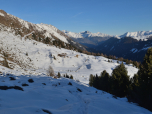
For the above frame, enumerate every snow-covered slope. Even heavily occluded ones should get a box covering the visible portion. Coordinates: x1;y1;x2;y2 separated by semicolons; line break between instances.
119;30;152;41
35;23;69;43
0;72;151;114
63;30;112;39
0;25;138;84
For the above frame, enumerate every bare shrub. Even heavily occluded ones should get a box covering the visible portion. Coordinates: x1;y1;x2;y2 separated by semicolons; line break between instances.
47;66;55;76
58;53;67;57
75;55;79;58
3;58;9;68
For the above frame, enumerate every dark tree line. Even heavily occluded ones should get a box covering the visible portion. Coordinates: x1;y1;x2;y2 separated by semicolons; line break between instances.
89;47;152;111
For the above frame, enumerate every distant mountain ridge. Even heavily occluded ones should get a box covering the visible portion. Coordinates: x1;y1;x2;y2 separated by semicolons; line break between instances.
63;30;152;61
62;30;112;38
62;30;112;48
119;30;152;41
63;30;152;41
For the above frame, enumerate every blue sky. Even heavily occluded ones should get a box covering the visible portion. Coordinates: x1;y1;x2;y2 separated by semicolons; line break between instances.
1;0;152;35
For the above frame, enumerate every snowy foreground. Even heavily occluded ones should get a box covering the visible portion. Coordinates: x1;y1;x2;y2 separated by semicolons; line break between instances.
0;72;151;114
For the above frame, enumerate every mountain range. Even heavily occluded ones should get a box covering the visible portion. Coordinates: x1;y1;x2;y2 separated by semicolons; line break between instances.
63;30;152;61
62;30;112;48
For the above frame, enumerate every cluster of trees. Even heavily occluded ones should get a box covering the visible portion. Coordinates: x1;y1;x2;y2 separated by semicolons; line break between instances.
89;62;129;97
89;47;152;111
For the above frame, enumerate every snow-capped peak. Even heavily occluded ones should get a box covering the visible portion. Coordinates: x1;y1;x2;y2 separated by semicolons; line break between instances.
0;10;5;17
119;30;152;41
0;10;69;43
80;31;91;34
0;12;4;17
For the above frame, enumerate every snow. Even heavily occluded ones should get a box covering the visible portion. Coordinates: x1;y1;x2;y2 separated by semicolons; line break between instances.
120;30;152;41
110;46;114;50
36;24;69;43
0;12;4;17
131;47;151;53
138;47;151;52
63;30;152;41
130;48;138;53
0;72;151;114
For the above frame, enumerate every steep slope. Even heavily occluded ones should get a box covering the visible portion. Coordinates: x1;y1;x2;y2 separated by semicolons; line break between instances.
0;10;86;52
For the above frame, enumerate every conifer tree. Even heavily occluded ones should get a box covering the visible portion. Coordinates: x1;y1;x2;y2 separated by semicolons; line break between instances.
111;62;130;97
57;72;61;78
89;74;94;86
100;70;110;92
66;74;69;78
45;37;50;44
136;47;152;110
70;75;73;79
94;74;99;89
